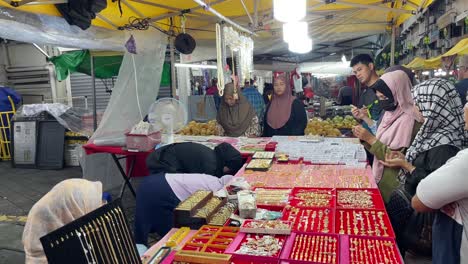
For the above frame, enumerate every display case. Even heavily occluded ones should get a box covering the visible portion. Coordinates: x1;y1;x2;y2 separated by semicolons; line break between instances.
240;220;292;235
289;188;336;208
336;189;385;210
282;207;334;234
280;232;340;264
334;209;395;238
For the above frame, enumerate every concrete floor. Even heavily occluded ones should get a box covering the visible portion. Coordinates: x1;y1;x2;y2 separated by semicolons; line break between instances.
0;161;432;264
0;161;140;264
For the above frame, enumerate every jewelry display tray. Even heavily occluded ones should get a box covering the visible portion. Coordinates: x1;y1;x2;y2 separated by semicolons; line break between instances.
289;188;336;208
40;199;141;264
225;233;288;262
339;235;403;264
279;232;340;264
240;220;292;235
174;197;227;229
282;207;335;233
334;208;396;238
335;188;385;210
174;191;213;221
181;225;239;254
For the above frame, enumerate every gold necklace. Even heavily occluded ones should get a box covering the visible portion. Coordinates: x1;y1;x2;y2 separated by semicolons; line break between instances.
98;217;119;263
115;208;140;263
105;214;126;262
92;220;111;264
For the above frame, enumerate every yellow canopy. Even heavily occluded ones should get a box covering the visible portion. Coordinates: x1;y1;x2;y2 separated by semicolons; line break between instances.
0;0;433;43
404;38;468;70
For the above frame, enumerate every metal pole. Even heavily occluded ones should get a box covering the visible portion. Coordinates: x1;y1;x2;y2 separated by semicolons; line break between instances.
390;24;396;67
191;0;257;35
91;55;97;131
170;37;177;98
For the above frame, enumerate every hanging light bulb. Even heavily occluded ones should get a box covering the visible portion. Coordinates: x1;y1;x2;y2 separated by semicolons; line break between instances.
289;37;312;54
341;54;348;65
274;0;306;23
283;22;308;43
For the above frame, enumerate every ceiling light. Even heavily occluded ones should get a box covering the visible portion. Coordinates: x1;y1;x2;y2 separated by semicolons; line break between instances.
341;54;347;65
283;22;308;43
289;37;312;54
274;0;306;22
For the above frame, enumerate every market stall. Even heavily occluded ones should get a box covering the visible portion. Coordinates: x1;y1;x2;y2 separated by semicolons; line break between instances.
140;136;402;264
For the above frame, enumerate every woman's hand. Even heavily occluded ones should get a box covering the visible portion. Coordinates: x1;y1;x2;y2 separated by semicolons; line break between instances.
351;105;367;120
352;125;376;145
380;151;415;172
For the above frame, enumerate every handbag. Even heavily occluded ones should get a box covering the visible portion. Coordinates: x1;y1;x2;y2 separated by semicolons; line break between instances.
387;185;434;257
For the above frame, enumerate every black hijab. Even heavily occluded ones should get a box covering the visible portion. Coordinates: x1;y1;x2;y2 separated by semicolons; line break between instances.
214;143;243;176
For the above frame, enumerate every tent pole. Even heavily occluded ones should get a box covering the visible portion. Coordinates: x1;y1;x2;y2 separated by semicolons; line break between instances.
170;38;177;99
91;55;98;131
390;24;396;67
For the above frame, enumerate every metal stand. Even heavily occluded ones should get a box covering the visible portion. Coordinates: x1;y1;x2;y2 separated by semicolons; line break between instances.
111;154;137;198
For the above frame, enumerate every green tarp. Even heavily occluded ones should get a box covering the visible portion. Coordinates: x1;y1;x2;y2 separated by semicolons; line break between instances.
50;50;171;86
50;50;123;81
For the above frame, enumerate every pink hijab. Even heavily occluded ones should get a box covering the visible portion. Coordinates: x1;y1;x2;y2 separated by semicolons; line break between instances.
373;70;417;182
267;72;295;129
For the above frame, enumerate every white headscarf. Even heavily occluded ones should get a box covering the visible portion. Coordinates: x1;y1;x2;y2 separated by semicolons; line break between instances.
22;179;102;264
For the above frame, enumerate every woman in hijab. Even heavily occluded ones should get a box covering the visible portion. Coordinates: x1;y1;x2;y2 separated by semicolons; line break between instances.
263;73;308;136
146;142;243;177
216;83;261;137
379;78;465;256
22;179;102;264
352;70;421;202
135;172;233;245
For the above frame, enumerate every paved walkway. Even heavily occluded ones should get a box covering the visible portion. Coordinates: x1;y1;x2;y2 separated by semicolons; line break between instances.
0;161;140;264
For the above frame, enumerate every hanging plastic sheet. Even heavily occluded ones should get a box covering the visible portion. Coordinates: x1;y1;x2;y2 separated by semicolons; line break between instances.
0;7;125;51
81;30;166;190
188;95;217;122
90;29;166;144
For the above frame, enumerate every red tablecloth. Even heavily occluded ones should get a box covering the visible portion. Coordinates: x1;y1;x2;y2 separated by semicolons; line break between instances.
83;143;151;177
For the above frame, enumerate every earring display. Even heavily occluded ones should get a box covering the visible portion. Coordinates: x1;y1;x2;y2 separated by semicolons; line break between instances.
282;233;339;264
334;209;395;238
231;234;287;258
289;188;335;208
40;199;141;264
282;207;334;233
255;188;291;207
336;189;384;209
241;220;292;235
348;236;403;264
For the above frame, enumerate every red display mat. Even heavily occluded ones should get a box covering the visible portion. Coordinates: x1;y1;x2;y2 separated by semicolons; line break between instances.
334;209;395;238
280;232;340;264
289;188;336;208
336;189;385;210
342;235;403;264
282;207;335;234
